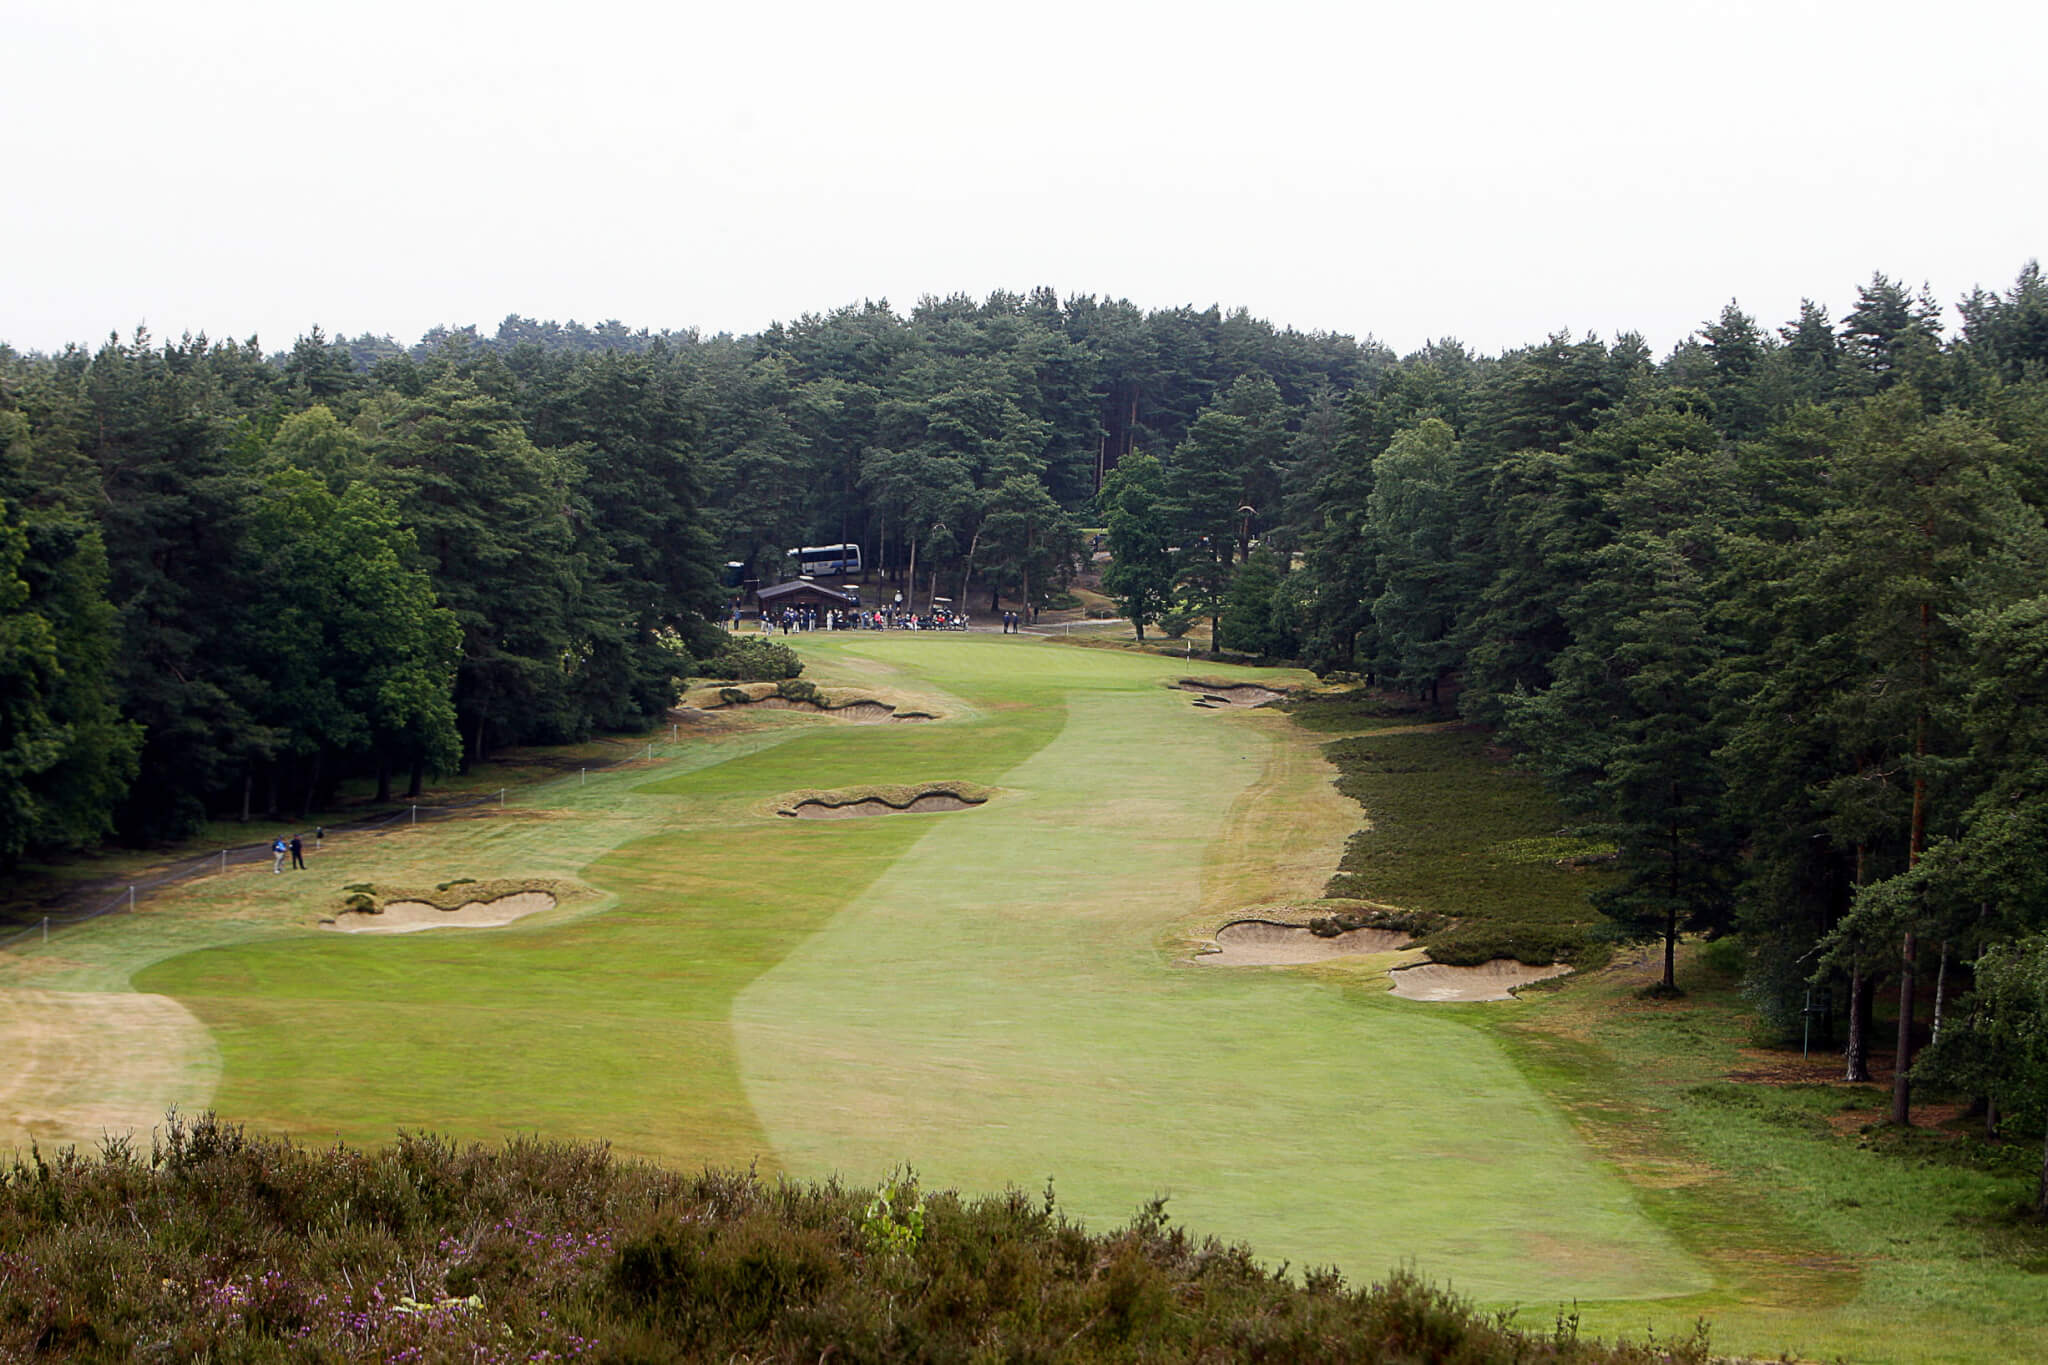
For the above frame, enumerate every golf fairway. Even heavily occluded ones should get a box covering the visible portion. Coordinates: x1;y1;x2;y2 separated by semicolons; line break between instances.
95;637;1702;1303
731;643;1701;1301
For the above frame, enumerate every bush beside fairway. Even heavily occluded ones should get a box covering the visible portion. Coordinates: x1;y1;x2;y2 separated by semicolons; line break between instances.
1319;722;1609;967
0;1114;1711;1363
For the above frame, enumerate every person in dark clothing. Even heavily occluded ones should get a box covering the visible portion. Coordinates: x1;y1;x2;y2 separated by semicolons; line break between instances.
289;835;305;870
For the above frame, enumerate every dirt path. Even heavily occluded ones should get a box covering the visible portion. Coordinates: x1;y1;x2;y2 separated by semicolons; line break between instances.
0;988;219;1152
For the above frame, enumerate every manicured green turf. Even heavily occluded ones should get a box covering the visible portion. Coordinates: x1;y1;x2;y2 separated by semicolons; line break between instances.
1500;951;2048;1365
16;637;2037;1358
127;637;1699;1306
730;654;1702;1302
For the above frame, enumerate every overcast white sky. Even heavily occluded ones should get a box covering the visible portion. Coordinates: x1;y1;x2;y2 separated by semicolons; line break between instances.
3;0;2040;359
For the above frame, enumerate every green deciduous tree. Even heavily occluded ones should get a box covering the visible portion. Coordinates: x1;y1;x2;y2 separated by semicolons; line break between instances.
1218;548;1294;658
1365;419;1480;700
979;473;1075;619
364;376;590;764
1914;933;2048;1212
1507;535;1736;990
1097;452;1175;641
0;403;138;860
244;470;461;809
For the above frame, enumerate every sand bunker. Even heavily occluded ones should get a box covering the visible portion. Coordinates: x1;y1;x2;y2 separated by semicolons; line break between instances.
778;790;985;820
1176;681;1285;707
326;890;558;934
1387;959;1572;1001
1197;918;1413;965
687;683;934;723
747;696;899;721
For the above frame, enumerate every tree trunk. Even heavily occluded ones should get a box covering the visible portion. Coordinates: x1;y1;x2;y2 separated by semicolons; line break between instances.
376;746;393;805
301;749;323;820
1663;835;1679;990
1893;706;1929;1127
1986;1093;1999;1140
1844;962;1873;1083
240;771;253;824
1931;942;1949;1045
407;751;425;800
1891;929;1917;1125
959;526;980;610
2039;1126;2047;1216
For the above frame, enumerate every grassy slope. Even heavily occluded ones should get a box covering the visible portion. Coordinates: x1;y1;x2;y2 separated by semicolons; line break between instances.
128;686;994;1168
729;641;1699;1303
1299;701;2048;1363
45;644;2042;1356
1503;954;2048;1364
113;637;1702;1310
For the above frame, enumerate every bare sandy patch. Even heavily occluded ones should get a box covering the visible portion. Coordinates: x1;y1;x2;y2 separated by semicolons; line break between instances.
1388;959;1572;1001
1174;680;1286;707
769;783;992;821
325;890;558;934
0;988;218;1151
1197;918;1413;965
785;792;982;820
681;682;943;723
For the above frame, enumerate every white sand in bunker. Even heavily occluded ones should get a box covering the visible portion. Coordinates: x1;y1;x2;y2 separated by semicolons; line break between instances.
748;697;897;721
0;988;217;1148
1175;680;1285;707
681;682;939;723
325;890;558;934
782;792;984;820
1197;918;1414;965
1387;959;1572;1002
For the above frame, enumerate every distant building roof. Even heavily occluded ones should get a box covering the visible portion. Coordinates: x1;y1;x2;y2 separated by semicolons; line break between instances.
757;580;857;607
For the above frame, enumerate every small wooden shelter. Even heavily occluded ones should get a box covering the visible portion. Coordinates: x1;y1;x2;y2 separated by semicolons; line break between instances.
755;579;859;614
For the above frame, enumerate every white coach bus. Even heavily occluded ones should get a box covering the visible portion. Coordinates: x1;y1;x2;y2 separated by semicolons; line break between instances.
789;543;863;577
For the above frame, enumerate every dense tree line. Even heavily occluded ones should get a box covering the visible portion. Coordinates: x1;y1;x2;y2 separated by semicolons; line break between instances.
0;296;1380;858
1258;265;2048;1189
0;333;726;849
7;269;2048;1192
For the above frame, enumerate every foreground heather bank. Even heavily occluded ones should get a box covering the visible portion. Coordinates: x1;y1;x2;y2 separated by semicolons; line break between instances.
0;1114;1712;1363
